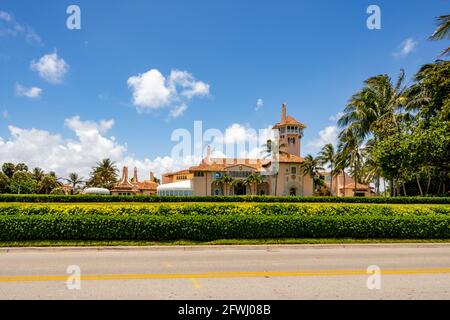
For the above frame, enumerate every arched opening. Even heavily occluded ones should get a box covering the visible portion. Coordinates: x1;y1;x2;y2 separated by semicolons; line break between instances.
289;188;297;196
234;182;247;195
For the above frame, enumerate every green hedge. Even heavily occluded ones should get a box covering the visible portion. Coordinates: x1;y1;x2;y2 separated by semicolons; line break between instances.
1;203;449;216
0;194;449;204
0;204;449;240
0;214;449;241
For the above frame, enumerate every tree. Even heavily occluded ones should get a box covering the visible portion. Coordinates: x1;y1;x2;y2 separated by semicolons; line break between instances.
299;154;324;193
429;14;450;56
244;173;263;195
50;187;66;195
65;173;85;194
262;140;290;196
87;159;118;190
32;168;45;182
9;171;36;194
338;129;364;196
216;175;234;196
0;172;10;193
2;163;15;179
15;163;28;172
37;174;59;194
318;144;336;195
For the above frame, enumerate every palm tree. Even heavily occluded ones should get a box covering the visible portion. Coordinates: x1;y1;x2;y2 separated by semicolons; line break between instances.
338;70;408;197
334;150;349;196
38;174;59;194
338;129;364;196
65;173;85;195
318;144;336;195
299;154;324;194
88;158;118;190
216;175;234;196
32;167;44;182
338;70;407;142
261;140;290;196
244;173;264;195
429;14;450;56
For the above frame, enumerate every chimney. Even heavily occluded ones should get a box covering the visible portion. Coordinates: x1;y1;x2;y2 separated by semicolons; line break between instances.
150;171;154;182
133;167;138;183
121;166;129;183
282;103;287;121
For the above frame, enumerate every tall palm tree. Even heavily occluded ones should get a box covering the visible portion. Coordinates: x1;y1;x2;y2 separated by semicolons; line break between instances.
88;158;118;189
429;14;450;56
244;173;264;195
299;154;324;194
334;150;350;196
338;70;408;196
38;174;59;194
216;175;234;196
32;167;44;182
338;70;407;142
318;144;336;195
261;140;290;196
65;173;85;195
338;129;364;196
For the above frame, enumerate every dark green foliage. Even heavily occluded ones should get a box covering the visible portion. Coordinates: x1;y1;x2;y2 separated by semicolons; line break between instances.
0;204;449;241
0;194;449;204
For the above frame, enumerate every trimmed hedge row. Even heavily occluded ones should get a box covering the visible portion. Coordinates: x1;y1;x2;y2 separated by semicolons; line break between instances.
0;204;449;240
0;214;449;241
1;203;449;216
0;194;449;204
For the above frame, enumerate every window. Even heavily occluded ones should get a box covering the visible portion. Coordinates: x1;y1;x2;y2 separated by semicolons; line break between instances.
194;171;204;177
291;167;297;174
288;137;296;144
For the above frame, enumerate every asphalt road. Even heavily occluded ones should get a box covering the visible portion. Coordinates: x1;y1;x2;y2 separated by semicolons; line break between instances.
1;244;450;299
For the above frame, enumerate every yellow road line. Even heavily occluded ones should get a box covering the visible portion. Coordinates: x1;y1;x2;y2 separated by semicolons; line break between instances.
1;268;450;283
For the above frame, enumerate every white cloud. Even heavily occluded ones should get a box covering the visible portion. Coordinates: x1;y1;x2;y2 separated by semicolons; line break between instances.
0;11;12;22
393;38;418;57
15;83;42;99
305;125;338;153
329;112;344;122
127;68;209;116
127;69;171;109
0;11;42;45
210;123;273;159
255;98;263;111
30;52;69;84
169;104;188;118
0;117;201;180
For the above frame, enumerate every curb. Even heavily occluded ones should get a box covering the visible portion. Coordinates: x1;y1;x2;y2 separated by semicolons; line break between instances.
2;243;450;253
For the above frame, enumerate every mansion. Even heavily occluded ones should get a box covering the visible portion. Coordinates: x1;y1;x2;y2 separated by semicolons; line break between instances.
157;104;315;197
111;103;375;197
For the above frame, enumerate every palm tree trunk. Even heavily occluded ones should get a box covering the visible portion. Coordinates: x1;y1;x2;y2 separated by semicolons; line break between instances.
330;166;333;196
416;175;423;196
342;170;346;197
426;167;432;195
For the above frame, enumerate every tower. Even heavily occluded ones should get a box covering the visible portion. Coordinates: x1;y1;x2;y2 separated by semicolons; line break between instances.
272;103;306;157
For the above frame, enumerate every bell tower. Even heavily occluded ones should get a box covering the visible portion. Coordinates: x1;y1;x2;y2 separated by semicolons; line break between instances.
273;103;305;157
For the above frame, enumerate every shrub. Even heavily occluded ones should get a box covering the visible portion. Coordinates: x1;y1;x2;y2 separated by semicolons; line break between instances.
0;203;449;241
0;194;449;204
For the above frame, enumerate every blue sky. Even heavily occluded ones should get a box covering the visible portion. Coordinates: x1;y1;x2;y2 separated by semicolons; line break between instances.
0;0;448;178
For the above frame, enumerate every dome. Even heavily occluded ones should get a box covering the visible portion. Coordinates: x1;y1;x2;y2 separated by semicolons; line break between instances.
83;187;111;195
